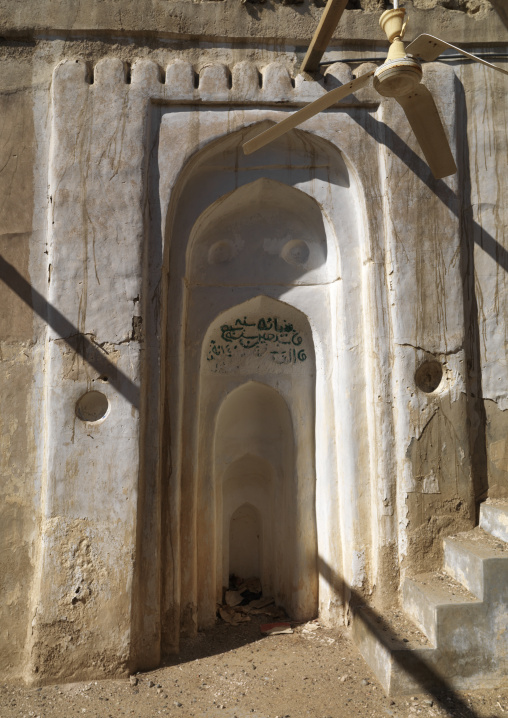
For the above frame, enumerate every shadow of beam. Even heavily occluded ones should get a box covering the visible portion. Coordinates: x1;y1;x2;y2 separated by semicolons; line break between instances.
352;112;508;273
353;85;496;507
488;0;508;29
319;556;498;718
0;255;140;410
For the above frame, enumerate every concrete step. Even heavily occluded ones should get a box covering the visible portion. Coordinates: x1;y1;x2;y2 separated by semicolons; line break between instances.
480;501;508;543
351;606;436;695
402;571;481;646
444;527;508;600
353;507;508;693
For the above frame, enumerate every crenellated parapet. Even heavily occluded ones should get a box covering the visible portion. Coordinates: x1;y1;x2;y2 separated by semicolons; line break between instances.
52;57;380;106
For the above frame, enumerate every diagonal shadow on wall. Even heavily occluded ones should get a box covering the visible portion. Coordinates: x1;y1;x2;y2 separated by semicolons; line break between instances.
162;555;493;716
351;81;501;505
350;109;508;272
0;255;140;410
318;556;497;718
488;0;508;29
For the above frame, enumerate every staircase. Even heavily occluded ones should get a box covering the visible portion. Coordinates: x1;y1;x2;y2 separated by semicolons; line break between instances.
352;501;508;694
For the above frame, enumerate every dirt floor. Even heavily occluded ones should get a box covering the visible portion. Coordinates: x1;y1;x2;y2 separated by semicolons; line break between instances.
1;616;506;718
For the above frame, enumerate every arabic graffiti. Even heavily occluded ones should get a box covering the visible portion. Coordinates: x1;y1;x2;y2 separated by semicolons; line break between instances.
206;316;307;366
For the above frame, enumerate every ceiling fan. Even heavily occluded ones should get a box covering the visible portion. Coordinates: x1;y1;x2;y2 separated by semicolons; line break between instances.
243;0;508;179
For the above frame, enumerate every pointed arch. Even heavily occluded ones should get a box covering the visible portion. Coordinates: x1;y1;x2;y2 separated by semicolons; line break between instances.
187;177;338;287
158;117;368;650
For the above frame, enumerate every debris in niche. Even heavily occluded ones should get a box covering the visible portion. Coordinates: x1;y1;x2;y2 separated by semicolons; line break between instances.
218;606;250;625
217;574;285;626
224;590;243;607
300;620;320;634
236;575;263;603
260;622;293;635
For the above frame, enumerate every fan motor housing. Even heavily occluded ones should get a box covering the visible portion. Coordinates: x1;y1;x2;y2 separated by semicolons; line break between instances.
374;57;423;98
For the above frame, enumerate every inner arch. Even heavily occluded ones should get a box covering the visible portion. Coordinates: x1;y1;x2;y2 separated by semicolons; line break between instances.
187;178;337;286
229;503;262;583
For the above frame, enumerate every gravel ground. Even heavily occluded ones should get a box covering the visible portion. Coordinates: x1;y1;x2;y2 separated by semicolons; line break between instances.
1;616;506;718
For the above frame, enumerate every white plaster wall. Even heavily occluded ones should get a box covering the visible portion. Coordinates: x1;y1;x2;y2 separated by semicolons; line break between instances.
378;63;475;576
28;58;147;681
154;58;474;632
0;0;506;682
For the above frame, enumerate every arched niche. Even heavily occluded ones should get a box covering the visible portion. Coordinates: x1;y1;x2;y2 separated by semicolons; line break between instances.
194;299;317;626
163;122;353;321
161;121;367;649
229;504;262;582
216;382;293;605
214;382;295;469
187;178;338;287
221;455;275;597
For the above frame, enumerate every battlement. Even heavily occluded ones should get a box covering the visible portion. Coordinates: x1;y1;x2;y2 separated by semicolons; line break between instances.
52;57;380;106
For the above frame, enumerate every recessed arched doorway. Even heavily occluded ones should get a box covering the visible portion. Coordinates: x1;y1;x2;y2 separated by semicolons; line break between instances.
222;454;275;599
229;503;262;582
159;122;369;650
197;299;317;626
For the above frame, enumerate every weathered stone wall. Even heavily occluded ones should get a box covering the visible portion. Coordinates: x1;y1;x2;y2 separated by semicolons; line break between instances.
0;0;504;44
0;0;506;684
459;58;508;500
0;47;50;681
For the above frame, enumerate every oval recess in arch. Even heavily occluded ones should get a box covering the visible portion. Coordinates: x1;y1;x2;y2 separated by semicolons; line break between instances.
208;239;235;265
280;239;310;267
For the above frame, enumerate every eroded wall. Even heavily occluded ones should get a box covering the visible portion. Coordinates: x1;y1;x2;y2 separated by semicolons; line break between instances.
0;65;40;679
459;60;508;500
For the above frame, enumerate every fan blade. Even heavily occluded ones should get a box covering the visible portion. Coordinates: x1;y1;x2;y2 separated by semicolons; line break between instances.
406;33;508;77
243;70;375;155
300;0;349;74
395;84;457;179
